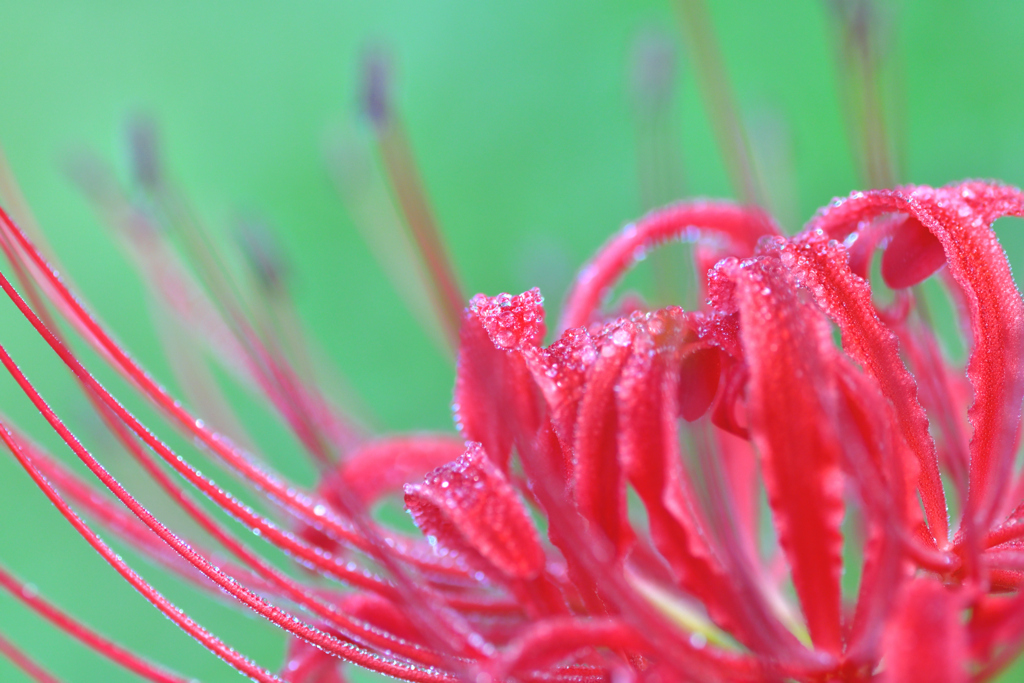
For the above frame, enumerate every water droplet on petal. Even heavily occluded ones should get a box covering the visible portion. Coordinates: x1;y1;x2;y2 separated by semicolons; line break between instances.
493;329;514;348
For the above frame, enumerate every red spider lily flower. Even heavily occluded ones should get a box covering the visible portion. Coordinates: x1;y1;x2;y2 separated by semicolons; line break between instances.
1;178;1024;683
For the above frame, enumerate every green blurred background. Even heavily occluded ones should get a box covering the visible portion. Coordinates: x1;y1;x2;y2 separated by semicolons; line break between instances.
1;0;1023;680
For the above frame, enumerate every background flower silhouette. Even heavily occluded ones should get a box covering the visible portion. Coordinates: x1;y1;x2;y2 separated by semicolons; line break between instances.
3;1;1024;681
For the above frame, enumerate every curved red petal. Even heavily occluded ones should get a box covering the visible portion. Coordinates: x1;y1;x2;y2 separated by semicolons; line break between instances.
881;215;947;288
678;345;722;422
490;617;649;678
560;201;779;331
335;435;466;506
617;309;794;655
405;443;546;579
714;255;845;656
771;231;948;545
571;319;635;551
453;290;545;470
521;326;599;482
812;182;1024;531
832;364;910;662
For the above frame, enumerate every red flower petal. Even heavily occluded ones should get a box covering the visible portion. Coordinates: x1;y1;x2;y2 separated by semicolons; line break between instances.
617;309;792;654
467;288;546;351
770;231;948;545
571;319;635;551
812;182;1024;531
715;255;845;656
833;364;910;660
560;201;779;331
405;443;545;579
883;579;967;683
678;344;721;422
881;215;946;288
521;326;599;482
453;290;545;470
332;435;466;507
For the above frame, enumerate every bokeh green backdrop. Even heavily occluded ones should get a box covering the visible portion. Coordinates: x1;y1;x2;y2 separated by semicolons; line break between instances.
1;1;1024;680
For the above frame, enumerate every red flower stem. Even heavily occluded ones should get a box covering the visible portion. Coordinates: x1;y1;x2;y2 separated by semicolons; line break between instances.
0;562;191;683
0;265;399;594
57;162;357;466
12;429;274;597
0;223;445;656
71;171;272;445
0;289;395;593
377;118;464;353
80;392;452;667
155;184;337;468
0;216;277;592
0;632;61;683
0;204;327;520
0;236;473;666
0;146;55;263
0;424;284;683
1;217;293;599
0;205;469;580
0;207;493;666
0;353;458;682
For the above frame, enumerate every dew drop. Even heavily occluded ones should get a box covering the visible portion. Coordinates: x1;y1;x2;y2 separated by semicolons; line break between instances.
493;329;515;348
579;346;598;365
